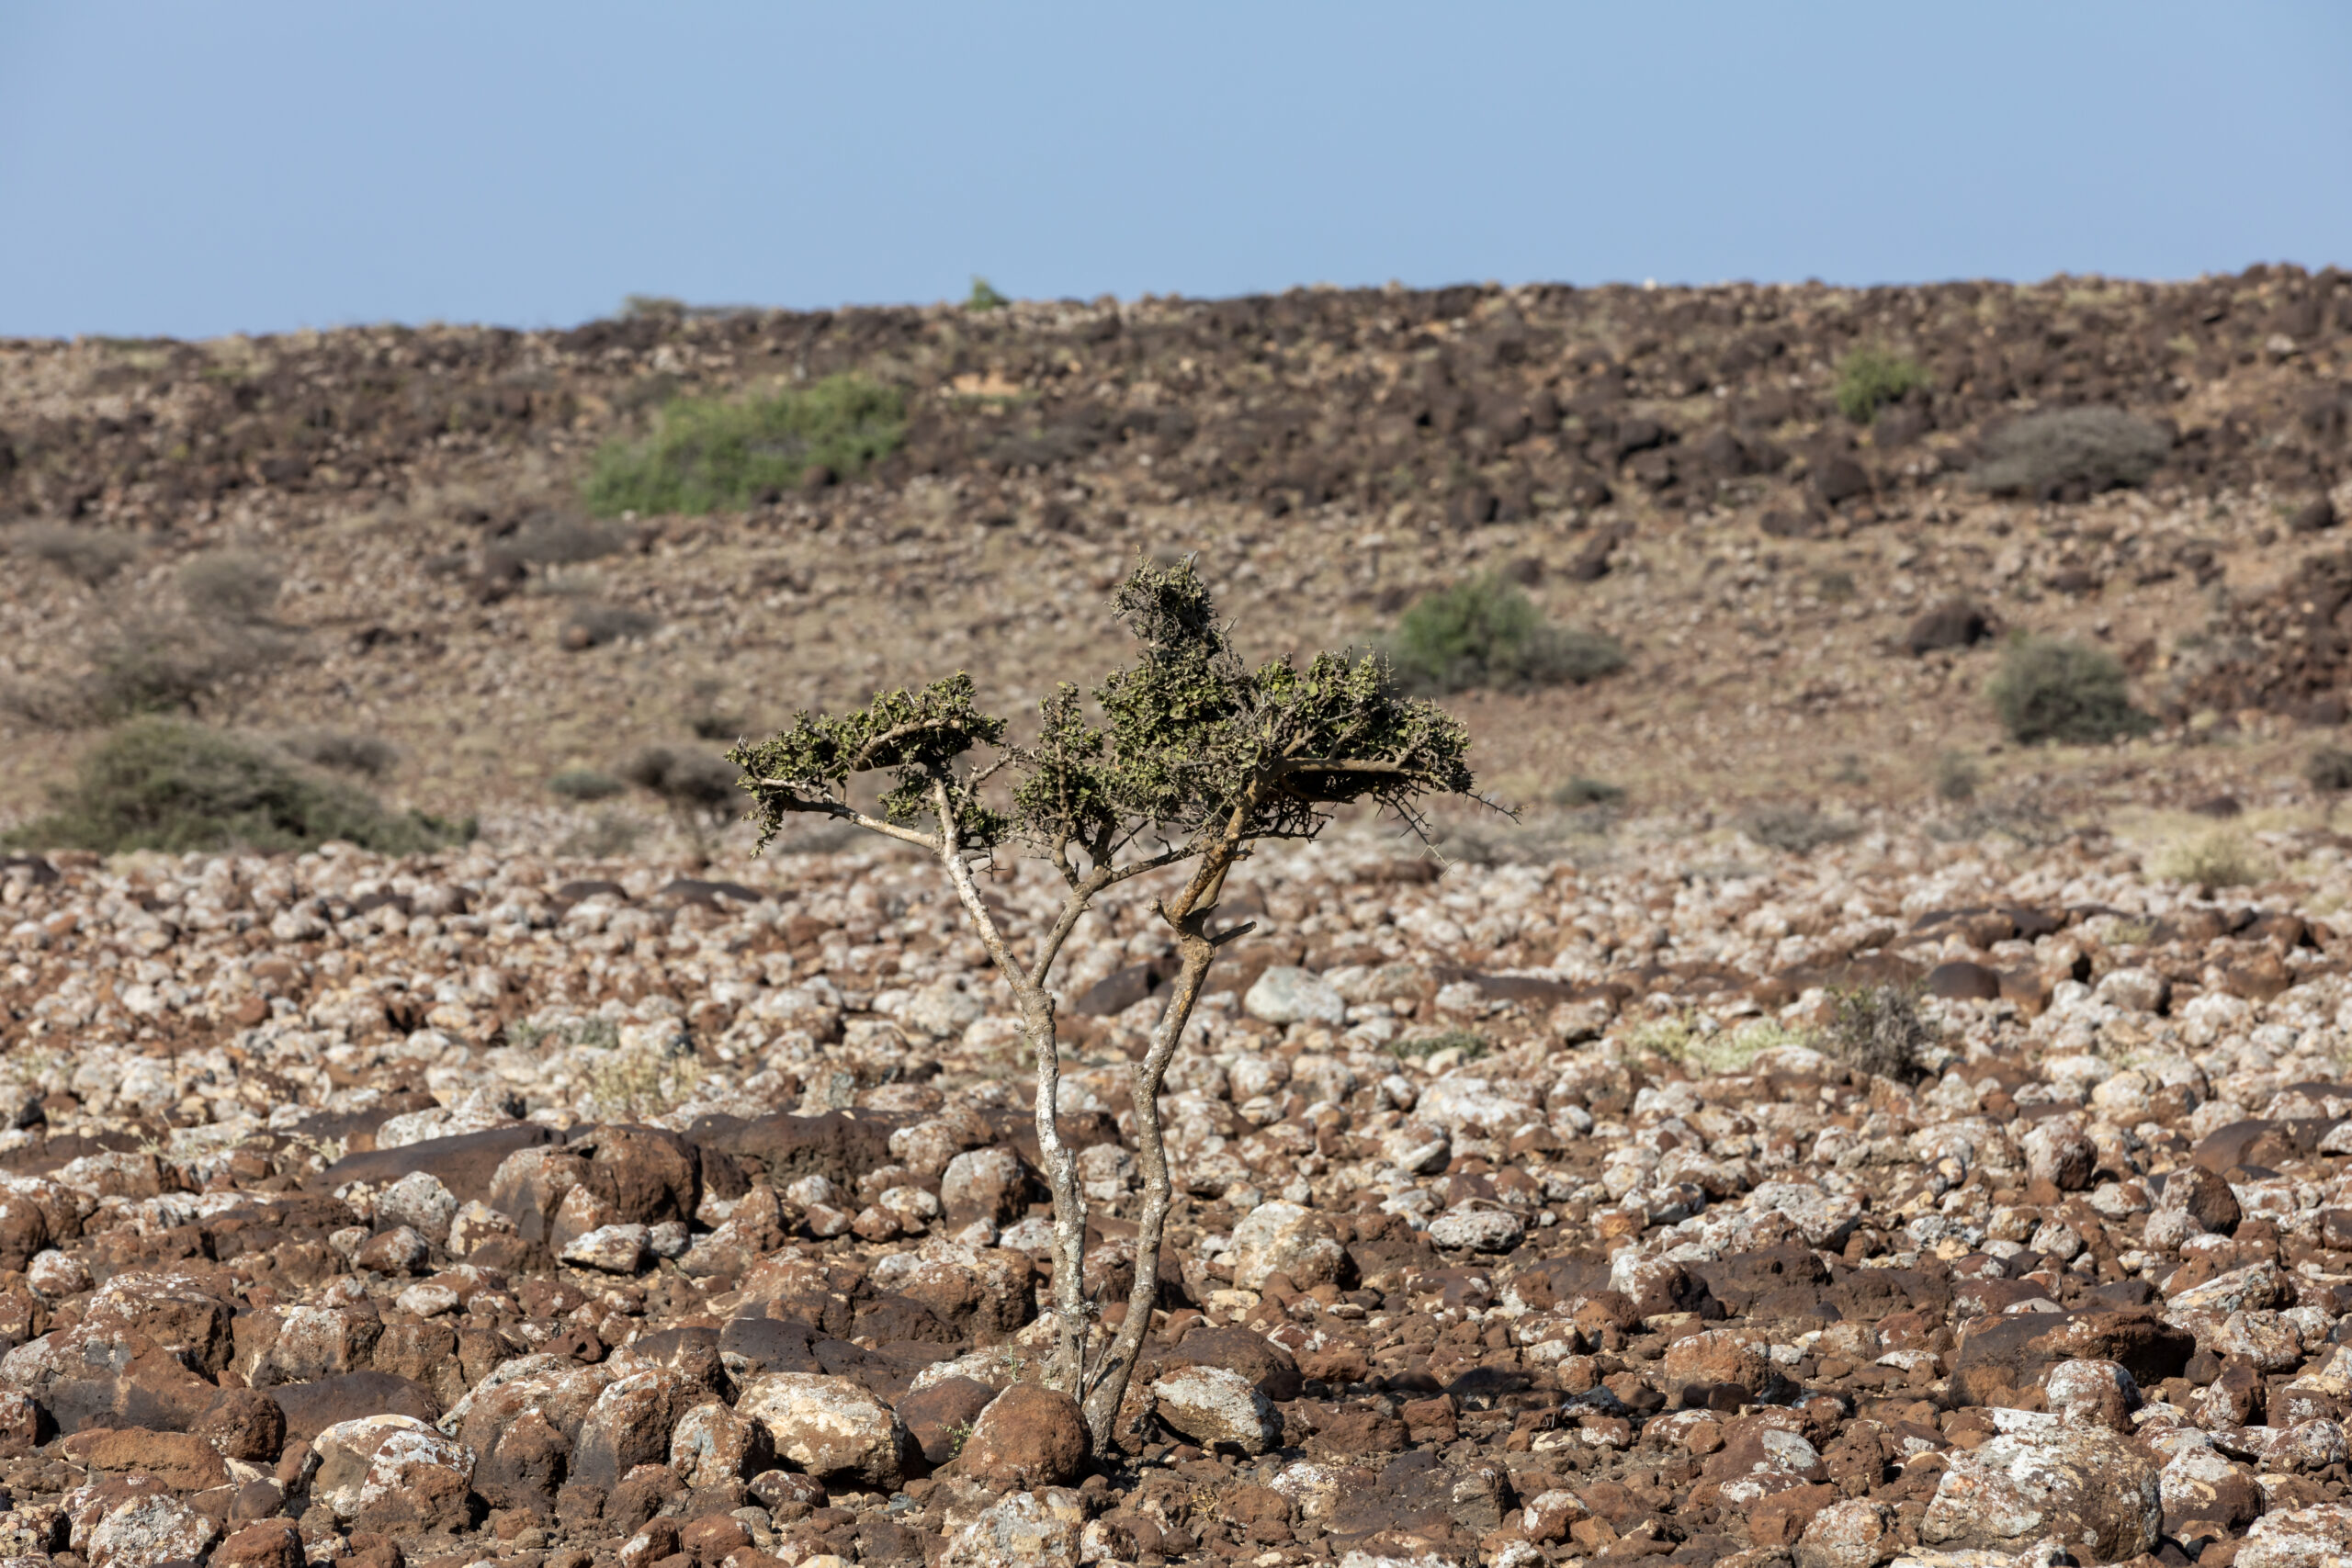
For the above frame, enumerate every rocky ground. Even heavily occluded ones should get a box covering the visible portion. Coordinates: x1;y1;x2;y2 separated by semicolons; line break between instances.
6;811;2352;1567
4;268;2352;1568
3;265;2351;824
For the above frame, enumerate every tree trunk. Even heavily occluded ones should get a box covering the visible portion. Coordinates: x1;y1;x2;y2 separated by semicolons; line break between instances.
1080;908;1221;1449
1023;990;1091;1393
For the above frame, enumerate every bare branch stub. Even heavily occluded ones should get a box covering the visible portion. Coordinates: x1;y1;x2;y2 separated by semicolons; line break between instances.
729;553;1479;1433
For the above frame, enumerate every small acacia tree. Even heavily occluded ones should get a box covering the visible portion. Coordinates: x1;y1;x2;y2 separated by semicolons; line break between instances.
729;557;1478;1446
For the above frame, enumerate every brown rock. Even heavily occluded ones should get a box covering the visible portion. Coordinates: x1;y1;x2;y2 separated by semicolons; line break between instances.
197;1388;288;1463
1155;1324;1303;1403
1950;1307;2194;1410
2159;1164;2245;1233
897;1377;995;1469
478;1409;570;1518
213;1519;303;1568
62;1425;232;1491
269;1371;439;1442
959;1383;1088;1488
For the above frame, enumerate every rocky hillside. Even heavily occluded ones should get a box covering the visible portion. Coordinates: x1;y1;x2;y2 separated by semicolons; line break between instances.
3;266;2350;840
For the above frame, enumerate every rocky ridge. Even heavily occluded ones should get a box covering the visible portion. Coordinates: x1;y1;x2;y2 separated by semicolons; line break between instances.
4;266;2352;821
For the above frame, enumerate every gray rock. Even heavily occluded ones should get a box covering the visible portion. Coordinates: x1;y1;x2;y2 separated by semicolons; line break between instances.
1227;1200;1345;1290
735;1371;910;1488
1243;967;1346;1027
1150;1364;1281;1454
1425;1206;1525;1252
560;1223;650;1273
1917;1426;2160;1562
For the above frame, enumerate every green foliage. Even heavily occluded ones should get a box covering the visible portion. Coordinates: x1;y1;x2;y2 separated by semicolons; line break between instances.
1834;346;1928;424
1825;984;1938;1082
1385;575;1625;695
732;556;1480;863
583;376;907;516
7;524;138;586
1988;635;2154;745
2308;746;2352;793
1968;406;2172;497
549;767;626;801
4;719;459;856
966;276;1010;312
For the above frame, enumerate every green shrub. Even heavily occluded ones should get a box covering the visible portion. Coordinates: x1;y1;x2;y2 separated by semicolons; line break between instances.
1386;575;1625;694
4;719;459;855
966;276;1010;312
1988;635;2154;745
8;525;138;586
549;767;626;801
179;551;281;624
1967;407;2172;498
2308;746;2352;793
1833;346;1928;424
583;376;907;516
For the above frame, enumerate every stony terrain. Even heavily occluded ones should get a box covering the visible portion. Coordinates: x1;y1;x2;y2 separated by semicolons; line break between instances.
6;810;2352;1566
3;265;2351;825
5;266;2352;1568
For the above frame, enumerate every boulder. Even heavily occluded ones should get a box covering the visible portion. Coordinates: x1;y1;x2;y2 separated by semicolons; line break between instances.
940;1488;1086;1568
311;1413;478;1535
1243;967;1346;1027
1156;1325;1302;1403
1150;1365;1281;1454
1228;1201;1346;1290
888;1372;983;1476
2242;1502;2352;1568
734;1371;910;1488
961;1383;1089;1488
65;1474;218;1568
1917;1425;2161;1562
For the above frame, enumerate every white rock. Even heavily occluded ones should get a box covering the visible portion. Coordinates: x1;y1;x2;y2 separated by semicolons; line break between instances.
560;1224;650;1273
735;1371;910;1487
1243;967;1346;1027
1150;1364;1281;1454
1227;1200;1345;1290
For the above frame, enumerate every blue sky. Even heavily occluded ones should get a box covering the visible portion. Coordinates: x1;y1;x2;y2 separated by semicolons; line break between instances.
3;2;2347;339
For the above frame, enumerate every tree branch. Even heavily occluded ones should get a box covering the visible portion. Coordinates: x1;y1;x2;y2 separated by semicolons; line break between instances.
745;785;941;852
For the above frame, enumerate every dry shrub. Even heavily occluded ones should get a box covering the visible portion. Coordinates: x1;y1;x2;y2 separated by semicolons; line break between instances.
8;524;139;585
1968;407;2172;499
180;550;282;625
279;730;398;778
2153;829;2268;889
1826;985;1938;1083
